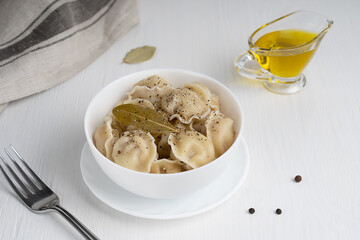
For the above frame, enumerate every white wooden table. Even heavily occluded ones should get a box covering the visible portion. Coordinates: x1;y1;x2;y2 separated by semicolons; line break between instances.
1;0;360;239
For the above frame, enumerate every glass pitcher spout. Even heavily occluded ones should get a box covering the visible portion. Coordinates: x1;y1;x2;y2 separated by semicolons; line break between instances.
249;10;333;51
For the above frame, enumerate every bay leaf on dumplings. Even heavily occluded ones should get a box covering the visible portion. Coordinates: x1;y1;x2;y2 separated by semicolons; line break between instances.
122;46;156;64
112;104;178;133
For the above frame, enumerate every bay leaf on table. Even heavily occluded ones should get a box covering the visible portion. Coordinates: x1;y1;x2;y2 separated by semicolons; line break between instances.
112;104;178;133
122;46;156;64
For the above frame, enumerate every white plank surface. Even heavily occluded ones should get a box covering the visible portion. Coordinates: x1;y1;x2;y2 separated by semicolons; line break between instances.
1;0;360;239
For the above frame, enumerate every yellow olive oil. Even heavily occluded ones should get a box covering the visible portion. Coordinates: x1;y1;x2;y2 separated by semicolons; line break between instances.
252;29;318;78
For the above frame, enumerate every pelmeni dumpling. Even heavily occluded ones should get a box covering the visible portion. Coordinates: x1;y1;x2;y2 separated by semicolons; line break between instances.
168;130;216;168
94;116;121;160
112;130;157;172
170;119;194;131
184;82;211;103
122;98;155;109
125;125;160;140
128;75;173;104
210;94;220;111
156;88;210;124
150;159;188;174
134;75;170;89
205;111;234;157
184;82;220;111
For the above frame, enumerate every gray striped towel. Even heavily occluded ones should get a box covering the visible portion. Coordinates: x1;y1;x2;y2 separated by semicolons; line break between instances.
0;0;139;112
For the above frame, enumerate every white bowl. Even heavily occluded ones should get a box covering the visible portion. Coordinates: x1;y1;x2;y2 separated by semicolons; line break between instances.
84;69;244;199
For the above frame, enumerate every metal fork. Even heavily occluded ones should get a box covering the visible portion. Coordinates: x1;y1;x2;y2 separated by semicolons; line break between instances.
0;146;100;240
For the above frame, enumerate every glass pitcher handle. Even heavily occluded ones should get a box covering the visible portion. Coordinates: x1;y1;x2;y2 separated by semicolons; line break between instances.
234;51;271;81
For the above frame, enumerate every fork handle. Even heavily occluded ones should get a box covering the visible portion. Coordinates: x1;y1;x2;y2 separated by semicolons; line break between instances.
52;204;100;240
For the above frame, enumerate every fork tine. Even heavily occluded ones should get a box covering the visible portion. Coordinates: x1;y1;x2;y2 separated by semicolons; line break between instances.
0;164;28;201
10;145;47;189
0;153;31;197
4;148;40;191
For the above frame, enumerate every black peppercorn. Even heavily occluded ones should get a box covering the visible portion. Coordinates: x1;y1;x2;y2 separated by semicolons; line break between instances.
276;208;282;215
295;175;302;182
248;208;255;214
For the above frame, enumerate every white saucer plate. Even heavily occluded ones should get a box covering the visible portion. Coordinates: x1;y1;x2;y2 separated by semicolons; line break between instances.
80;137;249;220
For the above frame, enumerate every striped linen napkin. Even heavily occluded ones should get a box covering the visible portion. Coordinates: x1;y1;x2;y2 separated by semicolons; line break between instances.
0;0;139;112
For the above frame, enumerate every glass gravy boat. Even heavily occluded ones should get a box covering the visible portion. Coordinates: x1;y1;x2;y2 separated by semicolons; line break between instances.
234;11;333;94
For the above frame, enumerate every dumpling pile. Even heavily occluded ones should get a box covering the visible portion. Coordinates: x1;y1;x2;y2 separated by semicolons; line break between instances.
93;75;235;174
